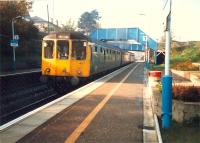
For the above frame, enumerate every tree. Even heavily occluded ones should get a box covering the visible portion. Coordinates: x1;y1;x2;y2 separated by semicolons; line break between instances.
61;19;76;32
78;9;101;35
0;0;38;40
0;1;40;71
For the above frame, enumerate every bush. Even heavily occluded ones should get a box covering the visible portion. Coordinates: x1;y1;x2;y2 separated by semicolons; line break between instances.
172;85;200;102
172;61;199;71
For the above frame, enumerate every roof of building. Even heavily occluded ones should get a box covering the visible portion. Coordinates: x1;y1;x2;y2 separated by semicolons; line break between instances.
31;16;58;27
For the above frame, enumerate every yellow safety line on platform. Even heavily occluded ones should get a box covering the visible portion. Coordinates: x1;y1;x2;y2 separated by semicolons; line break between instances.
64;63;140;143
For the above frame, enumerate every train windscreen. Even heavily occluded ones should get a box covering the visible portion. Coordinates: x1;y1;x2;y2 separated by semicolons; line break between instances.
57;40;69;59
44;40;54;59
72;41;86;60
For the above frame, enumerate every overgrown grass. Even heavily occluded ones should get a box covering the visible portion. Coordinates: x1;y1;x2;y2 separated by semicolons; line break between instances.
170;42;200;71
151;42;200;71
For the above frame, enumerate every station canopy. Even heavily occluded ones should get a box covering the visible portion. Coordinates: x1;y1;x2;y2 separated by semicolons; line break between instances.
90;28;157;51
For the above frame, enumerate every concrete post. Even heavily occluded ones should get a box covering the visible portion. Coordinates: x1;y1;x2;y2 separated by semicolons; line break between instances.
12;19;16;70
154;50;157;65
146;36;150;69
162;0;172;128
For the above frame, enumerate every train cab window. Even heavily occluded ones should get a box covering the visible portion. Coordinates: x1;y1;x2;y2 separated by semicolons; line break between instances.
44;40;54;59
72;41;86;60
57;40;69;59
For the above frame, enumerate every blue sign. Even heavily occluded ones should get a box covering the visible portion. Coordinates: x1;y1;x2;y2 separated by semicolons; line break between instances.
10;39;18;47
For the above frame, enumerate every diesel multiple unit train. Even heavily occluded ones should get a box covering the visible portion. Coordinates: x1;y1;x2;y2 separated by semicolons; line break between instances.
42;32;134;87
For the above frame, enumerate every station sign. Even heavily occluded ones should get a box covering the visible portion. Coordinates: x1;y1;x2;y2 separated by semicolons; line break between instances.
14;35;19;40
10;39;18;47
143;36;147;41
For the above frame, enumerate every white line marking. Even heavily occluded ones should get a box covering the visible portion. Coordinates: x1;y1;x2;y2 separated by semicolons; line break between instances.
143;129;156;133
154;114;163;143
64;63;140;143
0;69;41;77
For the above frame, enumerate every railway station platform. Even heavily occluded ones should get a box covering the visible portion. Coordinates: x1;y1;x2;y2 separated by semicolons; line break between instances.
0;68;40;77
0;63;158;143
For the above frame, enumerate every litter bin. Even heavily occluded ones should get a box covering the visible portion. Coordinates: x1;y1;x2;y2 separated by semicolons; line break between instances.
148;71;162;87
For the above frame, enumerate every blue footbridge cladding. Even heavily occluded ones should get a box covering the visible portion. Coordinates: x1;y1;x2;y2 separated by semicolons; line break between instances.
90;28;157;51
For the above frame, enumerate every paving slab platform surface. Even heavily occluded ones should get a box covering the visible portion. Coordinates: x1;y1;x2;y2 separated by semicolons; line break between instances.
0;63;157;143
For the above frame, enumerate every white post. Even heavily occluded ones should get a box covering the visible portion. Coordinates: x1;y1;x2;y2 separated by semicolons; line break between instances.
12;20;14;39
47;5;49;34
137;28;139;50
126;28;128;40
145;36;148;62
147;38;150;64
115;28;118;41
97;28;99;40
106;28;108;39
165;31;170;76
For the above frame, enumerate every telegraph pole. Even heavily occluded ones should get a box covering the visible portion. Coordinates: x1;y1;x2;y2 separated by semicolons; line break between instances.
47;5;49;34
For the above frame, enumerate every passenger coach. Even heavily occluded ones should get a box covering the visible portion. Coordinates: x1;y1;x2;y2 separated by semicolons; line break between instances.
42;32;134;87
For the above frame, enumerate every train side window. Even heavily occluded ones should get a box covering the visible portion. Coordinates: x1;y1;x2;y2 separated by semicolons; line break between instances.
100;47;103;53
44;40;54;59
57;40;69;59
95;46;98;52
72;41;86;60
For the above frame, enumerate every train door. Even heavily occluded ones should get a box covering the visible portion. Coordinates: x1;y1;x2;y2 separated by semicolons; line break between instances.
55;40;70;76
70;40;90;77
90;44;96;75
103;49;106;68
42;40;56;76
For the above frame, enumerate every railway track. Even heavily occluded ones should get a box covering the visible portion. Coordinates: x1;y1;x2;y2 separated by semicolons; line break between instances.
0;72;59;125
0;65;128;127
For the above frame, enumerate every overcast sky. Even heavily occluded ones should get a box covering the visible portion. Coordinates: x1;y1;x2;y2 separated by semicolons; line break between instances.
30;0;200;41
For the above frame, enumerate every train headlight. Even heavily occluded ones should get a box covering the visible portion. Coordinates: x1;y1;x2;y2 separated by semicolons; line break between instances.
45;68;51;74
77;70;82;75
62;68;67;75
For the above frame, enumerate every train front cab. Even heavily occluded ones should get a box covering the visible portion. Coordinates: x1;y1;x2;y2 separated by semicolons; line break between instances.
42;38;91;80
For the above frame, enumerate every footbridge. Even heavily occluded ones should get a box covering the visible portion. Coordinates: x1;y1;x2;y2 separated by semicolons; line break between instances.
90;27;157;51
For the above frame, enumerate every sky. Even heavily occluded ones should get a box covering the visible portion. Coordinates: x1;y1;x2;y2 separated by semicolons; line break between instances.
30;0;200;42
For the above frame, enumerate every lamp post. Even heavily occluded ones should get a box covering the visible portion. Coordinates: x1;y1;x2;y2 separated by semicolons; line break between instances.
142;34;149;68
11;16;29;70
145;35;150;69
162;0;172;128
139;13;150;69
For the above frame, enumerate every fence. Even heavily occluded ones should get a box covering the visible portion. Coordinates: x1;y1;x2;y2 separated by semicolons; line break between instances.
0;34;42;73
